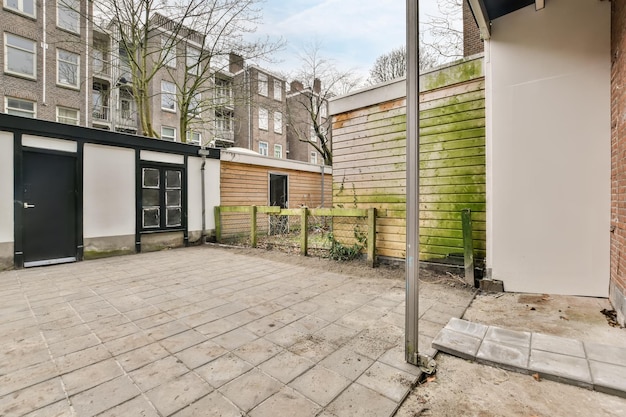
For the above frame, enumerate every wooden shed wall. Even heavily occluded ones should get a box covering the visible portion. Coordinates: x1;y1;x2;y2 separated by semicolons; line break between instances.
221;161;332;207
332;58;486;262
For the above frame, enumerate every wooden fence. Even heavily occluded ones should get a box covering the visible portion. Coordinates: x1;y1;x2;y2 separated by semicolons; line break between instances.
214;206;377;267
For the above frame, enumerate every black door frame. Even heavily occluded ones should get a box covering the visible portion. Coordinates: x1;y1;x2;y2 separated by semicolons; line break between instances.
13;133;84;268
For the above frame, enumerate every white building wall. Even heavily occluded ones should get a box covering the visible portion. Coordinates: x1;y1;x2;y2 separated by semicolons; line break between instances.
487;0;610;296
187;156;221;233
0;132;14;254
83;144;136;238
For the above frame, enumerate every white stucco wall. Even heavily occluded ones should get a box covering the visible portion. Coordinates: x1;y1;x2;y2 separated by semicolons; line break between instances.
187;156;220;233
83;144;135;238
487;0;610;296
0;132;13;245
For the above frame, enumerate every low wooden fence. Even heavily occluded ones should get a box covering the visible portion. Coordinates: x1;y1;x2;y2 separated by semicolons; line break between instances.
214;206;377;267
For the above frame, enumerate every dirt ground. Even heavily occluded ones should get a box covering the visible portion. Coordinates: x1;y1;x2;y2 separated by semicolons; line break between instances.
396;292;626;417
218;245;626;417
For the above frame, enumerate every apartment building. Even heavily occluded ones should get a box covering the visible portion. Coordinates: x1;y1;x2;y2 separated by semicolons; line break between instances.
286;79;331;165
1;3;326;165
1;0;91;125
229;54;288;158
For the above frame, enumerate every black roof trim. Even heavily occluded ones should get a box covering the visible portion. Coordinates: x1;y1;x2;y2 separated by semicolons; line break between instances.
483;0;534;20
0;113;220;160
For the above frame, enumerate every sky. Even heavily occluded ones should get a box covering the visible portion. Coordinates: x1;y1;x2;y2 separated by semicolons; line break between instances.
251;0;455;81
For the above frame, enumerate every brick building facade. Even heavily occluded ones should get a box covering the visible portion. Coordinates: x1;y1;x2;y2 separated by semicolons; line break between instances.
1;0;91;125
611;0;626;325
463;0;484;56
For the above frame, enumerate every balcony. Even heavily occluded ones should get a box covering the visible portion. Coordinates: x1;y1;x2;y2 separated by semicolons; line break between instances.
215;94;234;109
214;128;234;143
92;105;110;122
93;58;110;79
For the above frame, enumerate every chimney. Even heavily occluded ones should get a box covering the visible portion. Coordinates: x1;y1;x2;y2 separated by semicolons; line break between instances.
229;53;244;73
313;78;321;94
290;80;304;93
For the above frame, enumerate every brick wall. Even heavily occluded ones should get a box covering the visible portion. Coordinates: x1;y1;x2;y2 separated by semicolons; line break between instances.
463;0;484;56
611;0;626;326
0;1;90;125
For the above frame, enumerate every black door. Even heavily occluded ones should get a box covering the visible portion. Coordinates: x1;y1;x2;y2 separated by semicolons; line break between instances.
22;151;77;267
269;174;288;208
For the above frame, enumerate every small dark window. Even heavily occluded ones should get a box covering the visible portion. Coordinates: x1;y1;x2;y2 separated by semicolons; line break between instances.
141;166;184;230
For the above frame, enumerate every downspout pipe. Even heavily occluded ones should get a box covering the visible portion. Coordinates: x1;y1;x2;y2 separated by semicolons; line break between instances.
200;149;207;243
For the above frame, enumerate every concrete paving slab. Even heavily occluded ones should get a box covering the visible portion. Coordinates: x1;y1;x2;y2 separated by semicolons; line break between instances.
432;328;482;360
585;342;626;367
62;358;123;395
529;350;592;388
195;352;253;389
356;361;417;402
146;372;212;416
258;350;315;383
219;369;282;413
128;356;189;391
325;383;398;417
484;326;531;348
531;333;586;358
289;365;352;406
233;337;283;366
97;395;160;417
446;317;488;339
171;392;241;417
71;375;140;417
248;386;321;417
319;346;375;380
476;340;529;372
589;360;626;398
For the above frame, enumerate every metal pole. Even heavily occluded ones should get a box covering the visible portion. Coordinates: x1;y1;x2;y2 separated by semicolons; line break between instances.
405;0;420;366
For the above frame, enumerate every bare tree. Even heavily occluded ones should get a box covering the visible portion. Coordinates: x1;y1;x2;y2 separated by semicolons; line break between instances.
367;45;437;85
422;0;463;63
92;0;280;141
287;42;361;166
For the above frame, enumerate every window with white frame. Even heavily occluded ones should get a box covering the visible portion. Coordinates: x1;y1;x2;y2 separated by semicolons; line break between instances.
321;103;327;118
273;80;282;101
188;92;201;118
310;152;318;165
4;33;36;78
258;72;268;96
186;46;200;75
186;130;201;145
161;80;176;111
259;141;268;156
57;49;79;87
274;112;282;134
56;106;79;125
161;37;176;68
161;126;176;141
258;107;268;130
274;144;283;159
5;97;35;118
4;0;36;17
310;125;317;142
57;0;80;34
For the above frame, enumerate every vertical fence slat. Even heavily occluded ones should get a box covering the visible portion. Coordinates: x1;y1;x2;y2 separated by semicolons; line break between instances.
462;208;475;286
214;206;222;243
300;207;308;256
368;208;377;267
250;206;257;248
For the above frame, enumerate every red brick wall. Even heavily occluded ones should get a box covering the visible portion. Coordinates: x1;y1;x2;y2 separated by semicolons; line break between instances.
611;0;626;325
463;1;484;56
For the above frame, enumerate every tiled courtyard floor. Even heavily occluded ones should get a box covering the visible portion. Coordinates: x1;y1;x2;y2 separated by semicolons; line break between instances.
0;246;475;416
